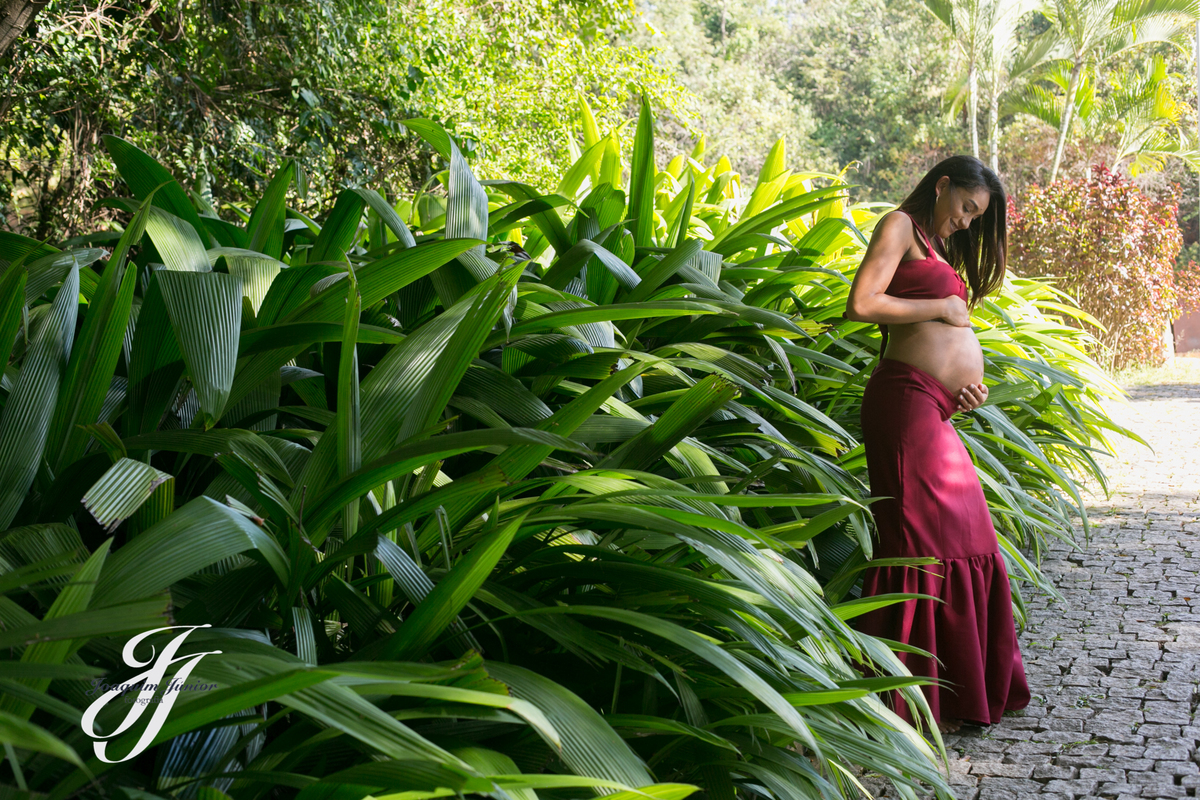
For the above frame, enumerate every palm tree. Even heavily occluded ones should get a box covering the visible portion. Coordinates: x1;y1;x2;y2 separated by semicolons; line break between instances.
983;0;1055;170
1039;0;1199;183
1011;52;1200;175
924;0;1030;160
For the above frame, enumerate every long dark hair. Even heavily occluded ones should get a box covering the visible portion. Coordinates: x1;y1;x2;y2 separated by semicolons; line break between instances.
897;155;1007;306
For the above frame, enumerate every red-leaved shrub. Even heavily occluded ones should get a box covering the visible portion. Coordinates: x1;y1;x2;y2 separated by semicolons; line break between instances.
1009;166;1183;368
1177;261;1200;315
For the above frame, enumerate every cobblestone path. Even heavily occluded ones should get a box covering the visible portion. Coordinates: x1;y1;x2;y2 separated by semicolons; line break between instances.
936;380;1200;800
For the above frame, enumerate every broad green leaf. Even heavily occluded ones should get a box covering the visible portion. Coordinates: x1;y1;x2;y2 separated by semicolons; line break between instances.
239;321;405;356
104;135;211;247
157;270;243;426
627;96;656;248
92;496;290;606
599;375;739;470
226;240;478;414
0;263;26;376
209;248;285;313
375;514;522;661
353;187;417;249
0;710;86;768
395;269;518;445
533;606;818;752
81;458;172;532
0;596;169;650
125;273;184;436
123;428;291;486
46;196;153;472
0;540;112;721
146;207;211;272
0;264;79;530
336;270;362;539
247;159;294;260
543;237;641;291
488;662;654;789
830;593;939;621
303;428;590;537
0;231;57;267
310;190;364;263
603;715;738;751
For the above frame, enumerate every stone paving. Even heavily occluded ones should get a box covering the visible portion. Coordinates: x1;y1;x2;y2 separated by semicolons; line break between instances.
865;376;1200;800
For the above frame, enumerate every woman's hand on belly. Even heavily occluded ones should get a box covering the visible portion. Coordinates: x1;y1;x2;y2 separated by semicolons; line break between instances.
955;382;989;413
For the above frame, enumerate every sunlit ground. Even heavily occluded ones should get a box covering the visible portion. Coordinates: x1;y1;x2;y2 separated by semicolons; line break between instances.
1112;353;1200;387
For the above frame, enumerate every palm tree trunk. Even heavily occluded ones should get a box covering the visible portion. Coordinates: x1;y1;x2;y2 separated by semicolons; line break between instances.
988;77;999;172
969;62;980;159
1049;61;1082;184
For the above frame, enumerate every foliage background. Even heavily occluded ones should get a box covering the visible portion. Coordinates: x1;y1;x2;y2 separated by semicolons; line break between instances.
0;0;687;239
1009;166;1186;367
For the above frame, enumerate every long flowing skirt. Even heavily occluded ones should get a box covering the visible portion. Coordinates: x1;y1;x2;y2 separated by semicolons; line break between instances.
856;358;1030;726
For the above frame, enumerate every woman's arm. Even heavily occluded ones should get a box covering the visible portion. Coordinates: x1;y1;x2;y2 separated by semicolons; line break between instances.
844;211;970;328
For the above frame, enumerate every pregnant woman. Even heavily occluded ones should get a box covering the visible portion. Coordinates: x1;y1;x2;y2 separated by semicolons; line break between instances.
844;155;1030;733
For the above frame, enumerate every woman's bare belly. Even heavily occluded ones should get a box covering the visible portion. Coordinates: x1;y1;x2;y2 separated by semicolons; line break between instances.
883;320;984;396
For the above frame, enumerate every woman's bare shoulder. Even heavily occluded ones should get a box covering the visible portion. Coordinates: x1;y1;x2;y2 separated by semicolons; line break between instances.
865;209;918;256
874;209;916;240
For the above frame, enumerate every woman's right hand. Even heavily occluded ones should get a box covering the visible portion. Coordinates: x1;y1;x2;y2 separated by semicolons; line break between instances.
940;295;971;327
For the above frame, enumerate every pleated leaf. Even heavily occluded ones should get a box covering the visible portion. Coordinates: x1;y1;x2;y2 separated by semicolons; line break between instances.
104;135;211;246
0;262;26;374
395;270;517;445
124;274;184;435
25;247;105;304
225;239;477;414
488;662;653;790
0;540;112;723
247;160;294;260
0;595;170;652
336;270;362;539
309;190;364;263
92;496;289;606
0;710;86;768
209;248;285;313
157;270;243;427
46;195;152;472
353;187;417;249
543;237;641;291
81;458;172;532
0;231;57;268
146;207;211;272
405;119;494;290
599;375;739;471
375;514;521;661
627;95;656;248
0;265;79;530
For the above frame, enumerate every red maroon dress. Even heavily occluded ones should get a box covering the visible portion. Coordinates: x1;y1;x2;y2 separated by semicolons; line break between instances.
855;211;1030;726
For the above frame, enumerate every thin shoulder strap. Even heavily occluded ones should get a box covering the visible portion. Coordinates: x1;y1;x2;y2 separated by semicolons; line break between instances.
898;210;934;256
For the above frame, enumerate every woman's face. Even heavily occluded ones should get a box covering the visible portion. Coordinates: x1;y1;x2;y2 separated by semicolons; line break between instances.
932;176;990;240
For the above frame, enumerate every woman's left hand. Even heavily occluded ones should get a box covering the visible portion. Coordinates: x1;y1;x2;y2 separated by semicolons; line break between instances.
956;383;988;413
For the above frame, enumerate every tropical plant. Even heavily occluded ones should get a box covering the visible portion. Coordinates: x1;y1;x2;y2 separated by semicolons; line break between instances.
922;0;1022;159
921;0;1075;174
1030;0;1199;182
0;98;1131;800
1009;53;1200;174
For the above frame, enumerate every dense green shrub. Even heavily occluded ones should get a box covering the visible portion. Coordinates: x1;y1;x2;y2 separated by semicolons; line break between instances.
0;100;1131;799
0;0;684;241
1008;166;1184;368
